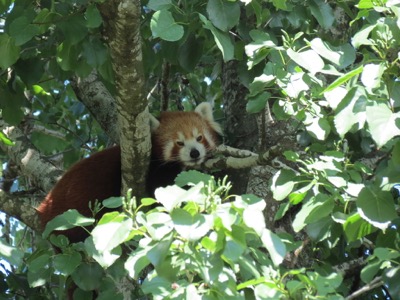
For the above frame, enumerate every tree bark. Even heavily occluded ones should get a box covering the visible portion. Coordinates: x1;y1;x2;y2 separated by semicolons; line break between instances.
70;71;119;144
99;0;150;199
221;60;258;195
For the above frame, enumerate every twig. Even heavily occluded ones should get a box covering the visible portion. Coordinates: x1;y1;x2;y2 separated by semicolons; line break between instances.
345;276;384;300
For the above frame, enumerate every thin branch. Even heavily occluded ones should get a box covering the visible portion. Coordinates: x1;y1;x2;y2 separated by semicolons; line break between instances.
204;145;284;170
345;276;384;300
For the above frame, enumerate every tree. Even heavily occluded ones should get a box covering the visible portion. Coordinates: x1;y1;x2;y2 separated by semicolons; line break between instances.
0;0;399;299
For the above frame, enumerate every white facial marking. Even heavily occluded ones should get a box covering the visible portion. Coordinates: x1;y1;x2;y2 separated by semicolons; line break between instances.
179;137;206;167
163;140;174;161
203;129;215;148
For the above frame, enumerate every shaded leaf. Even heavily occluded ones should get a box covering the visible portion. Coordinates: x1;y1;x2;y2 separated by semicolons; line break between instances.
207;0;240;32
0;34;20;69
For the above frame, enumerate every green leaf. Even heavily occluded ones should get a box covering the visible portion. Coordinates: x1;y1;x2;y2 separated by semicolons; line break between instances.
9;16;40;46
356;186;397;230
285;72;310;98
352;24;376;48
334;87;367;137
305;117;331;141
0;0;13;14
200;13;234;61
0;34;20;69
307;272;342;296
147;0;172;10
31;131;68;154
124;248;151;279
322;66;363;94
53;253;82;276
0;239;23;267
246;92;270;113
361;63;386;89
374;247;400;261
343;213;376;242
85;4;103;28
58;14;88;45
361;260;381;283
142;276;171;297
178;35;204;72
287;49;324;75
84;237;122;269
171;208;213;241
0;132;14;146
91;215;133;252
56;42;78;71
271;0;287;10
71;262;103;291
310;38;355;70
27;254;51;287
271;169;297;201
147;239;172;266
243;207;266;235
82;38;108;67
175;170;213;187
366;102;400;148
223;239;246;262
261;229;286;266
306;217;333;242
155;182;206;211
150;10;184;42
249;73;275;96
293;194;334;232
145;212;173;241
383;266;400;298
309;0;334;29
141;197;157;206
206;0;240;32
43;209;94;238
102;197;123;209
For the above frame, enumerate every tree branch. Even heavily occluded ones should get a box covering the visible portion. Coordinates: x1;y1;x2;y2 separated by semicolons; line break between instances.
345;276;384;300
0;121;62;230
70;70;119;144
1;121;63;193
205;145;284;170
0;189;41;231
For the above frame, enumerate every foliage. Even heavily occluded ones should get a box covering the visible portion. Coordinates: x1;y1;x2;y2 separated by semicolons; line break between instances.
0;0;400;299
1;172;346;299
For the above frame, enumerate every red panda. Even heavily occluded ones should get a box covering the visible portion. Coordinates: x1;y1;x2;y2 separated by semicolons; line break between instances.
37;103;222;243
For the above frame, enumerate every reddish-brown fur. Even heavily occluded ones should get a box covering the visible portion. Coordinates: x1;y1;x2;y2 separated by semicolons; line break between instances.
37;104;221;243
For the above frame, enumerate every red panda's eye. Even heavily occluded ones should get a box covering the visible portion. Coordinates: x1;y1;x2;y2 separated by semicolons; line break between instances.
196;135;203;142
176;141;184;147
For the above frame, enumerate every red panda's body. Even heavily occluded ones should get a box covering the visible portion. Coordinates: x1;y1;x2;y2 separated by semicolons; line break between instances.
37;103;222;243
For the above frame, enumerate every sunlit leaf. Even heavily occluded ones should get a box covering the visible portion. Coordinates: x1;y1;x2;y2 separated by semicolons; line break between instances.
357;186;397;230
150;10;184;42
366;102;400;148
287;49;324;75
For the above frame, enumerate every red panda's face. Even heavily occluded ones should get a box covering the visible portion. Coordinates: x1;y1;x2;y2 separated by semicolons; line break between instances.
150;103;222;167
164;125;218;167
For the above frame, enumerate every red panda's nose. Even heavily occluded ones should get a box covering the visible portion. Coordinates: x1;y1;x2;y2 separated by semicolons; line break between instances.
190;149;200;159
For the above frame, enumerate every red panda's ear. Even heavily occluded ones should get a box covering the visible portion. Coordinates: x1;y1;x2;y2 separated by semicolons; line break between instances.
195;102;213;121
149;114;160;132
195;102;223;136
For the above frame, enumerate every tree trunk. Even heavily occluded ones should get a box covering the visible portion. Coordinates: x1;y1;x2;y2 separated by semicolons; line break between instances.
221;60;258;194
